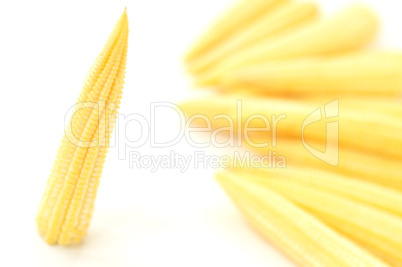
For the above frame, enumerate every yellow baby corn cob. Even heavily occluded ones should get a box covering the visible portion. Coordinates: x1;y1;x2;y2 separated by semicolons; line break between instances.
187;1;319;74
36;9;129;245
216;171;390;267
235;168;402;265
294;96;402;117
185;0;286;62
179;96;402;159
234;166;402;217
249;138;402;190
195;4;378;86
211;89;402;117
220;52;402;96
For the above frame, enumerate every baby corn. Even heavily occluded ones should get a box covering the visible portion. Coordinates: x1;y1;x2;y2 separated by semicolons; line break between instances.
179;96;402;159
234;166;402;217
220;52;402;96
216;170;389;267
195;5;378;86
188;1;319;74
297;97;402;117
185;0;286;62
249;138;402;190
184;0;402;264
36;10;129;245
235;168;402;265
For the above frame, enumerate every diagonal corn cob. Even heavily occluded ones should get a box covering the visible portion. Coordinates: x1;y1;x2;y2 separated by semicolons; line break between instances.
195;5;378;86
294;96;402;118
234;168;402;265
248;138;402;190
216;170;390;267
234;166;402;217
219;52;402;96
187;1;319;74
179;96;402;159
184;0;286;62
36;9;129;245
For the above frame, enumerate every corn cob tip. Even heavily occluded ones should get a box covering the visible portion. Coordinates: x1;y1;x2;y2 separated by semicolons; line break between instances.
193;71;221;87
36;9;129;245
184;0;288;62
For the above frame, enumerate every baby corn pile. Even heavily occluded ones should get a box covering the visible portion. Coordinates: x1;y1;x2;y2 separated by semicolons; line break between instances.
183;1;402;266
36;10;129;245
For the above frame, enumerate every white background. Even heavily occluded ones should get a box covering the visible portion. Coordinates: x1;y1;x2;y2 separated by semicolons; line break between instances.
0;0;401;266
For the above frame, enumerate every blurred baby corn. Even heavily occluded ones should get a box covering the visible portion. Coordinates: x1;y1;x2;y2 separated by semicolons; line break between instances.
36;10;129;245
179;96;402;159
219;52;402;96
183;0;402;266
187;1;319;74
192;4;379;86
249;138;402;191
216;170;390;267
231;167;402;265
185;0;286;62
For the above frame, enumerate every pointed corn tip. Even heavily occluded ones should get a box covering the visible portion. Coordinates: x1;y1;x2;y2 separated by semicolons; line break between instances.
215;171;235;192
36;7;129;245
120;7;128;20
193;72;220;87
186;59;209;74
